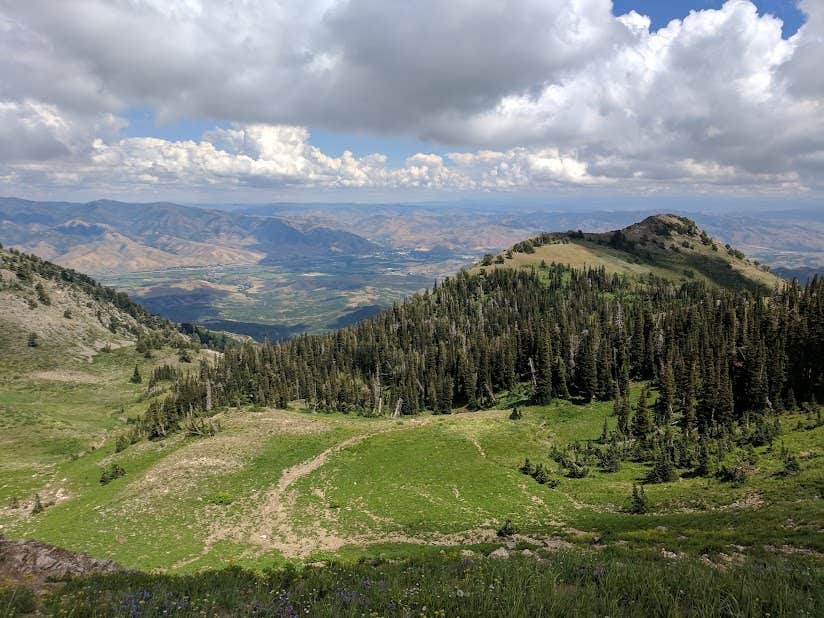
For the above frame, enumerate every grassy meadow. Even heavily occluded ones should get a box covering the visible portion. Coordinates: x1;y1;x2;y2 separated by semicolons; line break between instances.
1;339;822;615
2;342;822;569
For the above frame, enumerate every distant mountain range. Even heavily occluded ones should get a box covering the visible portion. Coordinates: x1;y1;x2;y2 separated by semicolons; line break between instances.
2;197;821;338
0;197;377;275
237;202;824;281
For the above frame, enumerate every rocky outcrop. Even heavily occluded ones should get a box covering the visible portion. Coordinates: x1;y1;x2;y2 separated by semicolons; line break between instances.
0;535;121;584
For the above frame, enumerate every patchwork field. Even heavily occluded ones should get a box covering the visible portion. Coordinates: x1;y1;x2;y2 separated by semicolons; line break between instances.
2;345;822;577
98;251;469;338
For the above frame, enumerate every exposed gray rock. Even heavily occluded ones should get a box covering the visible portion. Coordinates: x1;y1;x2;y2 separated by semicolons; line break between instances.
489;547;510;559
0;535;121;583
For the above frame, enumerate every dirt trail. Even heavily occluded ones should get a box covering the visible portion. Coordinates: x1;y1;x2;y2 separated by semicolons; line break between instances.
246;417;434;556
468;435;486;458
173;417;434;568
171;413;594;567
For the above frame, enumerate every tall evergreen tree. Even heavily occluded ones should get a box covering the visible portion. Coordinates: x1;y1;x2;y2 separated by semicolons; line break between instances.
632;385;652;439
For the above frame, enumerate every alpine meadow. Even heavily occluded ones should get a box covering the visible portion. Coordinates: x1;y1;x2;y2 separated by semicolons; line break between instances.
1;1;824;616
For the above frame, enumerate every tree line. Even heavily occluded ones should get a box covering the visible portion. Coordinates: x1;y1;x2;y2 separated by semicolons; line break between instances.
139;262;824;440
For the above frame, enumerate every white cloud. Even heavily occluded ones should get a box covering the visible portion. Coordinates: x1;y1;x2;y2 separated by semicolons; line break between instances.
0;0;822;196
5;123;597;193
0;100;124;162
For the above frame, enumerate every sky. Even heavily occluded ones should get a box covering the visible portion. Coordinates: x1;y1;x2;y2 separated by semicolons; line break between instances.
0;0;822;205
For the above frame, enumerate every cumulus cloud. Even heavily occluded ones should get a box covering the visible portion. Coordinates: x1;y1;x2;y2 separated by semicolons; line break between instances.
0;0;822;196
5;122;598;193
0;100;124;163
0;0;620;131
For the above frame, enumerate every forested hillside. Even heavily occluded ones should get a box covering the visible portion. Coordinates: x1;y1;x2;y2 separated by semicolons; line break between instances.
145;221;821;432
167;268;820;420
3;218;822;615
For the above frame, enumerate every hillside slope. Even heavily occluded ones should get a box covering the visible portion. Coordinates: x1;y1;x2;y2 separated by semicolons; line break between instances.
0;216;821;610
475;214;782;292
0;245;177;367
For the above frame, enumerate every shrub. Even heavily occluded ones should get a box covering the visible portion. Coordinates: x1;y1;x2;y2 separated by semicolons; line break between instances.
497;519;517;537
35;282;51;305
533;465;558;488
599;443;622;473
100;463;126;485
533;464;549;484
26;332;39;347
31;493;44;515
566;462;590;478
742;444;758;465
184;415;221;438
781;454;801;476
519;458;536;476
0;585;37;615
718;464;749;486
695;442;718;477
509;407;522;420
114;434;130;453
646;450;678;483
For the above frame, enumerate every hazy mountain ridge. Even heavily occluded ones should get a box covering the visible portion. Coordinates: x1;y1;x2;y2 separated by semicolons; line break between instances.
240;203;824;279
0;197;377;274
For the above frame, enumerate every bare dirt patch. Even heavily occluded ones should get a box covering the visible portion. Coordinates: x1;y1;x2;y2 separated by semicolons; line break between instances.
28;370;102;384
124;410;332;503
765;544;824;558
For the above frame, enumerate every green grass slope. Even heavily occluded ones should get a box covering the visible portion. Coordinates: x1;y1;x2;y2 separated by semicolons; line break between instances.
0;246;220;525
476;214;783;292
2;381;821;573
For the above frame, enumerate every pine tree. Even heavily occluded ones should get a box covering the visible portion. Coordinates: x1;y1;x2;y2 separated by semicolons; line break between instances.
130;364;142;384
656;362;676;426
647;448;678;483
717;360;735;425
632;385;652;439
695;439;717;477
682;361;699;433
615;387;630;435
629;484;648;514
534;333;554;404
576;332;598;402
553;354;570;399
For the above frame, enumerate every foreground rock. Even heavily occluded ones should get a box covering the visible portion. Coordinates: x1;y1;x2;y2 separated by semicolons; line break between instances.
0;535;121;586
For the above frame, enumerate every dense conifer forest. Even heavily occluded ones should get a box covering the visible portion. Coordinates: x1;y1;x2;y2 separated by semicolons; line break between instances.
143;256;823;454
